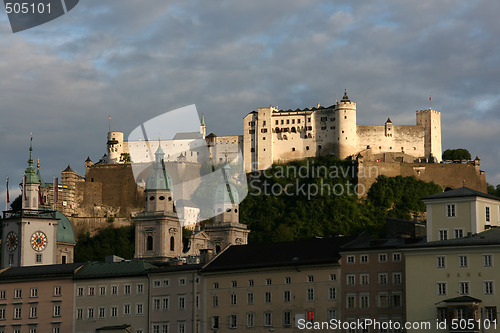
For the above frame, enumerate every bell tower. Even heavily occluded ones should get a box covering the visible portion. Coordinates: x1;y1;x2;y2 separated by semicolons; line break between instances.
2;137;58;268
134;142;182;261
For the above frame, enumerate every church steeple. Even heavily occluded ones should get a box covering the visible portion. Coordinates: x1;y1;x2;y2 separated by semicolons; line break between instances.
200;113;206;138
145;142;174;213
22;135;40;210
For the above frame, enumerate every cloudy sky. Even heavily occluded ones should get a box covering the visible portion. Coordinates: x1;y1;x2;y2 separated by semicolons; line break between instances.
1;0;500;204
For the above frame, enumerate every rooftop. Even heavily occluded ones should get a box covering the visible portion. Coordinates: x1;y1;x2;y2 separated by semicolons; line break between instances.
0;263;84;280
74;260;156;279
422;187;500;202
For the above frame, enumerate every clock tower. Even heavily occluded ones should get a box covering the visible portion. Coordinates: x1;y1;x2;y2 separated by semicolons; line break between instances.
1;138;58;268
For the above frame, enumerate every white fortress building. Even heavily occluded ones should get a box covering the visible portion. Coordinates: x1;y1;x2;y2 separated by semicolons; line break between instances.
243;91;442;172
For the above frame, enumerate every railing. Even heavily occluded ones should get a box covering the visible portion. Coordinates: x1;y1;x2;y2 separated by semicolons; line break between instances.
2;209;57;220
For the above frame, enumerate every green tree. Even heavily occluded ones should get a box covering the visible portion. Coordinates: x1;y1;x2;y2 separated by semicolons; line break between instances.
442;148;472;161
10;195;22;211
75;226;135;262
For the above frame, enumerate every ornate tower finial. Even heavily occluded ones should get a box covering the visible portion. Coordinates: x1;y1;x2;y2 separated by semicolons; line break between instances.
37;158;40;170
341;89;350;102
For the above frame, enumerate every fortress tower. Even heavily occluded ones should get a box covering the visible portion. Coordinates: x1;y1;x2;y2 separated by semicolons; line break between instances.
416;109;442;162
334;90;357;159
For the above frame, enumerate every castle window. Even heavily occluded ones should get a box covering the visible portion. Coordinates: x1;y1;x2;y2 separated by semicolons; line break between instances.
159;196;165;201
298;119;301;123
307;133;312;138
234;209;238;213
401;147;404;151
263;121;266;126
379;146;382;150
168;197;172;201
292;148;295;152
318;145;322;150
147;236;153;251
321;126;326;130
308;118;311;122
275;120;278;125
292;119;295;124
170;237;175;251
390;147;392;150
345;116;347;119
286;119;290;124
342;130;344;133
150;196;155;201
291;127;296;133
306;146;309;151
281;120;284;125
414;147;416;150
321;117;327;122
250;148;255;152
262;137;266;140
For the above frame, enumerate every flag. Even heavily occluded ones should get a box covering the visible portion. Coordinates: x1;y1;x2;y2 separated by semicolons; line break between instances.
38;186;44;205
23;175;27;201
54;177;59;203
429;95;431;102
6;177;9;203
109;115;111;120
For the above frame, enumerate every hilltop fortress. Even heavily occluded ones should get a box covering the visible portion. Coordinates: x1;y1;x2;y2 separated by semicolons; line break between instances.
244;91;442;172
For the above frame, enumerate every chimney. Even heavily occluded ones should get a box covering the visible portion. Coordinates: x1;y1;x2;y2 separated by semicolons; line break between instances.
200;249;215;265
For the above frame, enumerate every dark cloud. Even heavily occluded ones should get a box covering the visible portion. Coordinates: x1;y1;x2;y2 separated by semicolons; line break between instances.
1;0;500;205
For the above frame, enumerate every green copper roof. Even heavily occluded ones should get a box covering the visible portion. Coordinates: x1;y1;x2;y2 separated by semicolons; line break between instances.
201;113;205;126
146;143;172;190
215;183;239;204
55;211;76;244
24;138;39;184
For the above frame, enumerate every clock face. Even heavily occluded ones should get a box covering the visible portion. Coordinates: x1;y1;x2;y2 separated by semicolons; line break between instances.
30;231;47;252
7;232;17;252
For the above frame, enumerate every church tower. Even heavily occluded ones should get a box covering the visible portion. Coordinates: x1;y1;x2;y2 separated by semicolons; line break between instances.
203;164;249;252
2;138;58;268
134;143;183;260
334;90;357;159
200;113;206;139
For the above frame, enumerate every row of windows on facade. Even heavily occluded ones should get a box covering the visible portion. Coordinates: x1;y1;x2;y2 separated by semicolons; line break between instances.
345;292;403;309
346;272;402;286
77;283;147;297
212;274;337;289
438;229;472;240
446;204;497;224
211;309;338;330
249;115;347;127
0;303;62;320
151;321;191;333
436;254;493;268
212;288;337;307
76;302;148;319
437;306;497;323
346;253;401;264
436;281;495;296
0;286;62;300
0;326;60;333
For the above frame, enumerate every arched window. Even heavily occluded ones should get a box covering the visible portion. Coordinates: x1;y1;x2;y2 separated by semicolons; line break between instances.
216;245;221;253
146;235;153;251
170;236;175;251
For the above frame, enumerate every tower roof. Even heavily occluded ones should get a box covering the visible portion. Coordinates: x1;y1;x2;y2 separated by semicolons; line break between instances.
146;143;172;191
24;136;39;184
386;117;392;123
55;211;76;244
215;183;239;204
341;89;350;102
63;165;75;173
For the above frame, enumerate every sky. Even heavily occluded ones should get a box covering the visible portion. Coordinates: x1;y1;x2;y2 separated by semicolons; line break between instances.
1;0;500;205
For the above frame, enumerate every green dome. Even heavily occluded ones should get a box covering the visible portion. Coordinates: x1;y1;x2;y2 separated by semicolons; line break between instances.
146;143;172;190
215;183;239;204
55;211;76;244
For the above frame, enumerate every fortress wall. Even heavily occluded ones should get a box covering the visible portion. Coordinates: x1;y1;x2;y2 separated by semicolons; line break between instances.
357;125;425;158
358;161;487;198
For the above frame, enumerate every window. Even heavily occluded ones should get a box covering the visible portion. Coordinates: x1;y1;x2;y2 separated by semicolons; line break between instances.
459;282;470;295
124;285;131;295
308;275;314;282
111;285;118;295
486;206;491;223
283;290;291;302
162;296;169;310
393;253;401;262
437;256;446;268
485;307;497;321
178;295;186;309
347;255;355;263
230;294;237;305
360;294;369;308
232;280;237;287
360;274;369;285
247;313;255;327
35;253;42;263
328;309;336;320
178;321;185;333
153;280;161;288
285;277;291;284
393;272;402;285
265;291;272;303
29;328;36;333
283;311;292;327
77;287;84;297
88;307;94;319
330;274;337;281
0;290;5;299
30;288;38;298
379;254;387;262
347;274;355;286
212;316;220;329
29;305;37;318
163;279;170;287
439;230;448;240
454;229;464;238
136;303;144;315
447;204;456;217
137;284;144;294
378;293;389;307
360;255;368;263
212;295;219;307
0;307;5;320
249;279;254;286
437;282;447;296
88;286;95;296
378;273;388;285
229;314;237;328
392;293;402;307
307;288;314;301
123;304;131;315
53;304;61;317
484;281;494;295
437;308;447;322
111;306;118;317
459;255;468;268
213;282;219;289
264;312;272;327
266;278;272;285
99;286;106;296
247;293;254;304
346;295;355;309
484;254;493;267
178;278;186;286
14;289;22;299
329;287;336;300
76;308;83;319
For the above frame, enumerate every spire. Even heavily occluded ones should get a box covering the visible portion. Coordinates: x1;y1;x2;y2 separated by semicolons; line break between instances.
24;134;39;184
341;89;350;102
201;113;205;127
